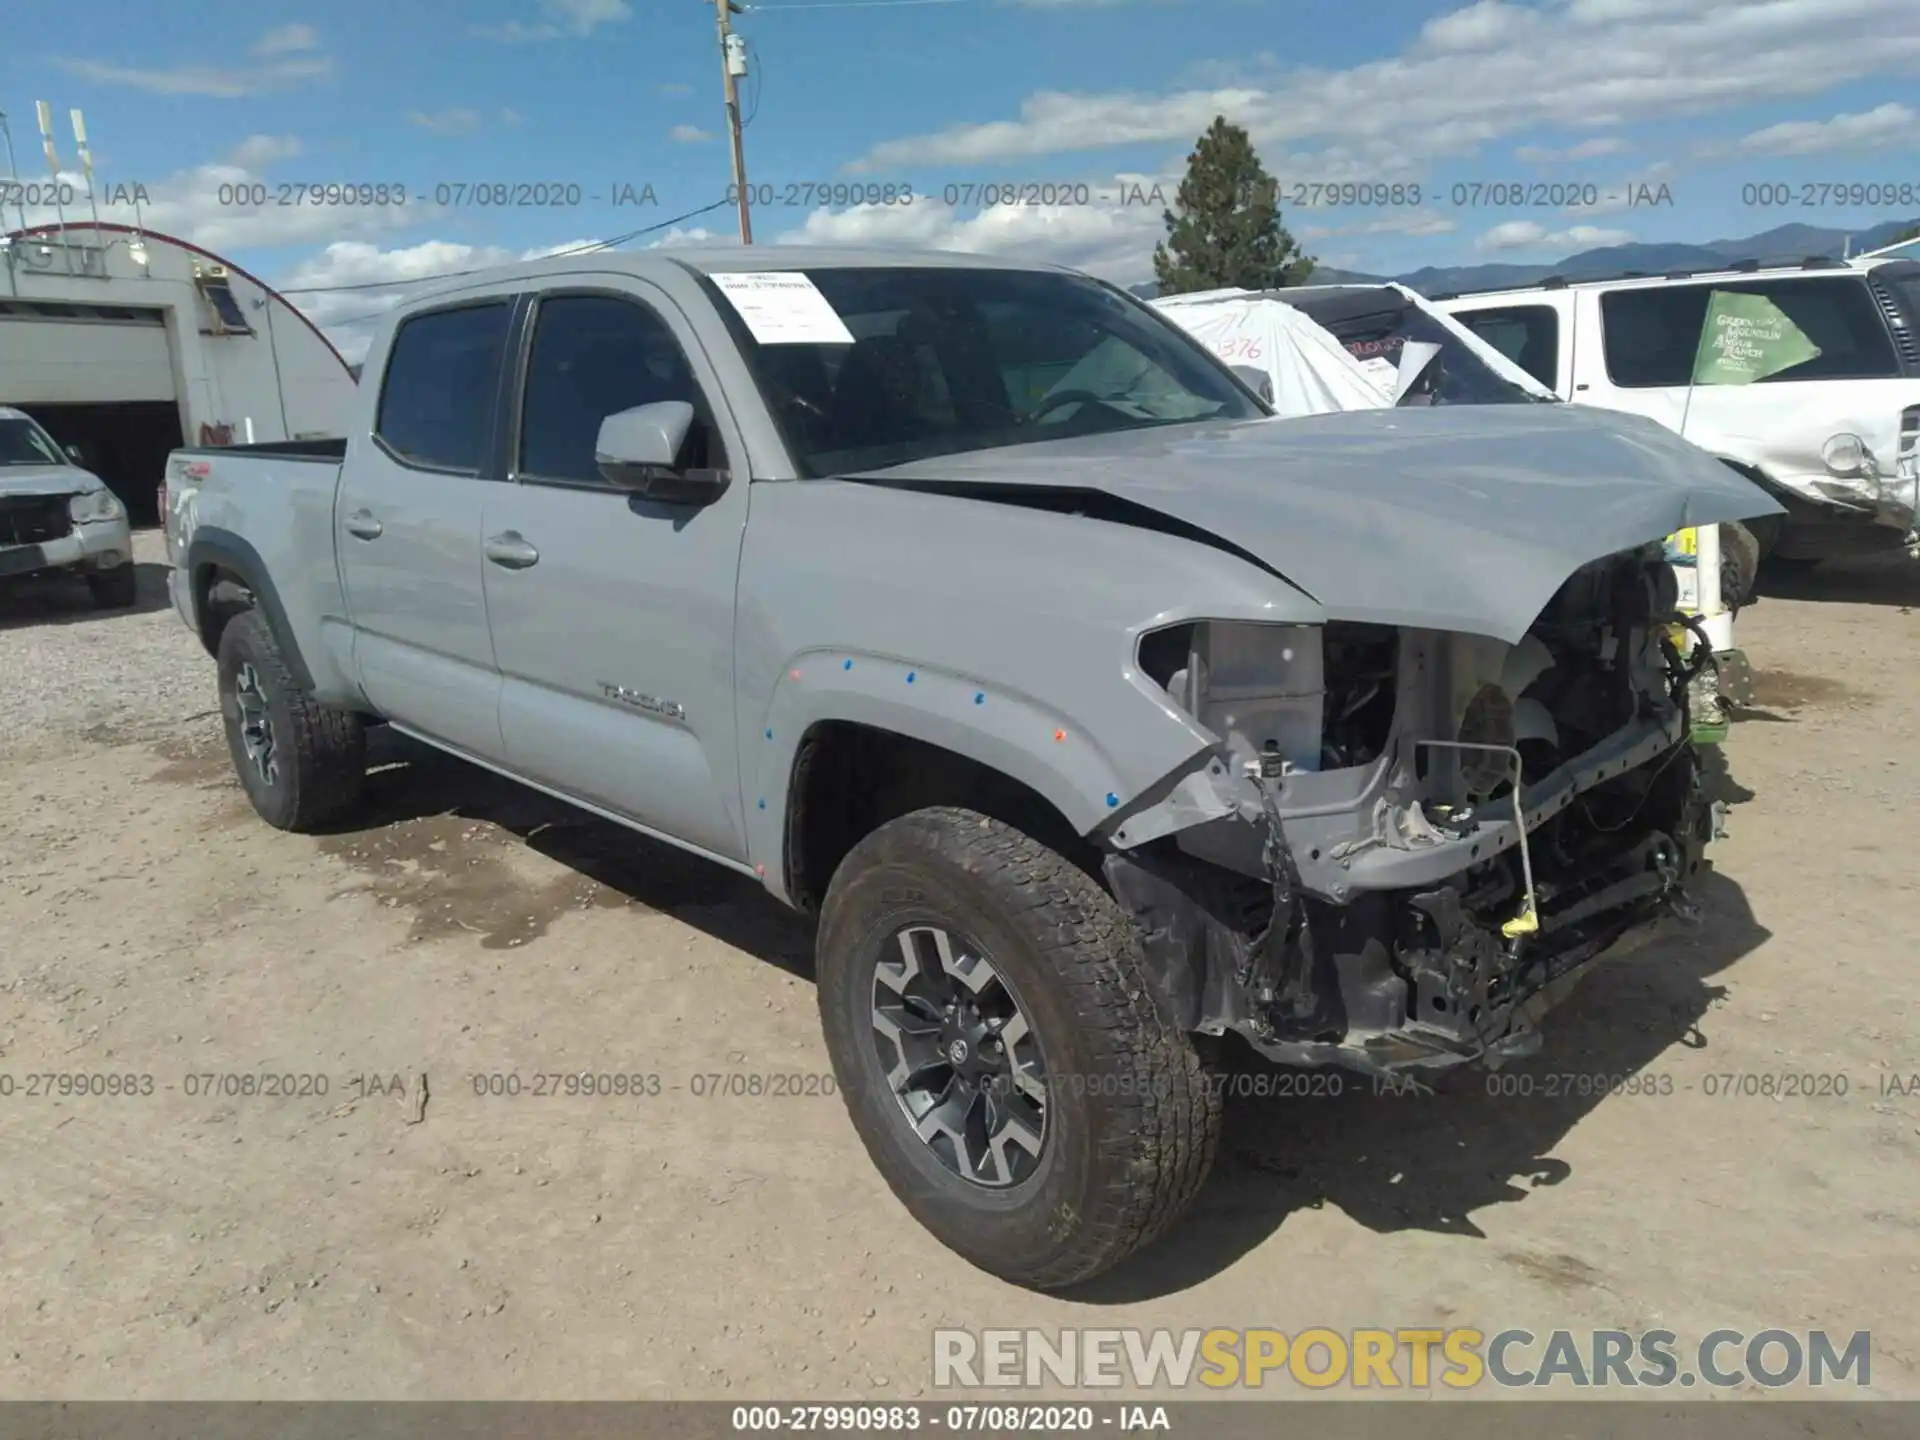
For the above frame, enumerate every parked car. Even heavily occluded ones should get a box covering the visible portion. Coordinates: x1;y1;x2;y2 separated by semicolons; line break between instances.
0;405;137;607
164;248;1777;1289
1432;258;1920;567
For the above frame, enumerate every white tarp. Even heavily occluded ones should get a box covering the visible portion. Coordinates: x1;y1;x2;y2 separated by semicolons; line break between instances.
1153;291;1395;416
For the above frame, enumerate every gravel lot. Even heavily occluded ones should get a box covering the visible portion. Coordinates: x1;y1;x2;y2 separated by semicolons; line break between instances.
1;528;1916;1401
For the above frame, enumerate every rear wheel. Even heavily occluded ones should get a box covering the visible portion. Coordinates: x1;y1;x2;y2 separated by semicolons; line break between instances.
86;565;137;609
816;807;1221;1290
216;609;366;832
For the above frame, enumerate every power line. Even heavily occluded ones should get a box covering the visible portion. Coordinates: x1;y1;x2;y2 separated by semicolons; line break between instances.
281;197;733;298
744;0;968;10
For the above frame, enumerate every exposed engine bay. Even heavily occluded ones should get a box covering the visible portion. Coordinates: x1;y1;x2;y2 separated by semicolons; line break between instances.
1107;542;1717;1074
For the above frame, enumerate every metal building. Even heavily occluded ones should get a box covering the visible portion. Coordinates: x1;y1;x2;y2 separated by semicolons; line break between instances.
0;221;355;524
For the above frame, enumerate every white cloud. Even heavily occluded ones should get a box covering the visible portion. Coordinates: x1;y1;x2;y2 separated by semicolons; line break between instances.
1420;0;1533;52
1476;220;1634;251
1302;210;1458;241
500;108;525;126
227;135;303;169
851;0;1920;176
670;124;714;143
57;27;332;96
410;108;485;137
774;193;1172;283
1516;136;1629;162
253;23;320;56
1717;102;1917;157
13;135;411;254
474;0;632;42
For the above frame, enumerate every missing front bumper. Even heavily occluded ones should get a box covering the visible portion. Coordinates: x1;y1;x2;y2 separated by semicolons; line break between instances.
1106;744;1713;1077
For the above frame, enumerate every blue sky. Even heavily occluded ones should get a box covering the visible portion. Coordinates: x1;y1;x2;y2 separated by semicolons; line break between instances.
4;0;1917;357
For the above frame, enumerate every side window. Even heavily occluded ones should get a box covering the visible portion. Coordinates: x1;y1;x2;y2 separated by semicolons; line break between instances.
1599;287;1709;388
374;302;511;472
1456;305;1560;389
517;293;725;484
1602;277;1902;388
1735;277;1899;380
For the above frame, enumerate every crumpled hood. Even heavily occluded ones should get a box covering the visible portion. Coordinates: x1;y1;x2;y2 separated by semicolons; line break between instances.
848;405;1783;643
0;464;100;499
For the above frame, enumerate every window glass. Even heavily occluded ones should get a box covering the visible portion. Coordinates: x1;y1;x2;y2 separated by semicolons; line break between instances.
713;267;1262;478
1455;305;1560;389
0;417;65;466
375;303;511;472
1600;277;1898;388
1286;296;1541;405
518;293;723;483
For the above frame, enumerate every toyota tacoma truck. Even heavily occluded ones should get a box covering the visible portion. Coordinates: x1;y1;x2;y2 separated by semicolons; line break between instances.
164;247;1779;1290
2;406;137;607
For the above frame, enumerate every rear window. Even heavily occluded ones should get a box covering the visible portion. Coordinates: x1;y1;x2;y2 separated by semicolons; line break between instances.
1292;298;1541;405
1453;305;1560;390
374;302;512;472
1599;276;1899;388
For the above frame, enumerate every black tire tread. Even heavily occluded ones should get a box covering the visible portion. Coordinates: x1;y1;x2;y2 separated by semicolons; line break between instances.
218;609;366;832
825;807;1221;1289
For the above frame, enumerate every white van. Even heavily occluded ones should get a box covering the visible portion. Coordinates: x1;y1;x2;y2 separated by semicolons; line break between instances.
1433;257;1920;567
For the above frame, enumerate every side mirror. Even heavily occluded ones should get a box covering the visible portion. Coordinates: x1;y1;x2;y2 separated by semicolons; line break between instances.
64;443;85;464
594;401;730;505
1230;364;1275;405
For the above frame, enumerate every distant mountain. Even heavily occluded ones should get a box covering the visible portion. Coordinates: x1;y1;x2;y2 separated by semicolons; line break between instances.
1397;215;1919;297
1128;216;1917;300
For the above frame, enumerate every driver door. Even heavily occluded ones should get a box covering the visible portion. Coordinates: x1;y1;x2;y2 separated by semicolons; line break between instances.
480;283;751;862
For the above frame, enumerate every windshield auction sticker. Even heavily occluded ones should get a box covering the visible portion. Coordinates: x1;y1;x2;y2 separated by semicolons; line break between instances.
710;271;855;345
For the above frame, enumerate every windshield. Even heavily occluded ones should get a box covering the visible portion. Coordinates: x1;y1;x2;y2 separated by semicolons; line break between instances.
707;267;1265;477
0;417;66;467
1290;297;1543;405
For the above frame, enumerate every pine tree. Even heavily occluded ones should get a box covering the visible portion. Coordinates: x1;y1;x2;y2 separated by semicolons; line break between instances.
1152;117;1313;295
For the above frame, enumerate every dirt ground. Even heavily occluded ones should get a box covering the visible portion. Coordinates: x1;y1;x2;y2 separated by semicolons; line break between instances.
1;534;1916;1400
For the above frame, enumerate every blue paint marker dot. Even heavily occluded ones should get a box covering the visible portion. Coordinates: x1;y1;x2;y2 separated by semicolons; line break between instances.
906;671;917;684
757;797;767;810
1106;792;1120;808
974;692;986;705
843;658;854;670
764;727;773;740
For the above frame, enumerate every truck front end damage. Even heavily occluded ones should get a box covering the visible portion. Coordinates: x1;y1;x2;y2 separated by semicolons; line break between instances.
1104;542;1714;1075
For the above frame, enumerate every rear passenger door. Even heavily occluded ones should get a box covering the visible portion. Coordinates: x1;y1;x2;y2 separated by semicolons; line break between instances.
480;284;751;862
337;298;514;762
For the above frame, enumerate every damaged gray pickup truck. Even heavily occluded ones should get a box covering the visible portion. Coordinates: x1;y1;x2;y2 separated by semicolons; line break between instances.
164;248;1780;1290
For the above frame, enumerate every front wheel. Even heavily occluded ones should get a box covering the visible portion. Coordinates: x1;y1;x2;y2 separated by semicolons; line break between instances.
816;807;1221;1290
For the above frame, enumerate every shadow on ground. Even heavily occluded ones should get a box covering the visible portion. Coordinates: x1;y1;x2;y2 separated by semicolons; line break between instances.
278;727;1772;1301
0;561;171;629
1755;551;1920;609
322;727;814;976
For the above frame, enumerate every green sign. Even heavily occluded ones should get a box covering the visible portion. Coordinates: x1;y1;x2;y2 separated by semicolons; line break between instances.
1690;290;1822;386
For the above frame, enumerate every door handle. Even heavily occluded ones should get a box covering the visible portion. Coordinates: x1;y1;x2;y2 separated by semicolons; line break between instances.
484;531;540;569
344;509;383;540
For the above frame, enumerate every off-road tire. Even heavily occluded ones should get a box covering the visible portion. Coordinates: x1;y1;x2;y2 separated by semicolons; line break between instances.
86;565;138;609
216;608;366;832
816;807;1221;1290
1718;520;1760;612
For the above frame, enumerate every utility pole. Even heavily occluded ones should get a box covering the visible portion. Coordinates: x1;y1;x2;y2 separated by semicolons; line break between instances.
713;0;753;244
